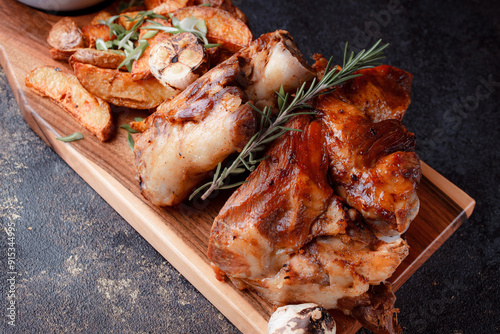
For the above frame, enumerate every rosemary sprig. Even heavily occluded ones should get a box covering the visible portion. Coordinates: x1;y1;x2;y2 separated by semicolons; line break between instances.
190;39;389;201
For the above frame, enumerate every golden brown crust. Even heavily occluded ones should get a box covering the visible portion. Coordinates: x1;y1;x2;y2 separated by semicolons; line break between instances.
332;65;413;123
69;49;126;69
49;48;74;61
25;66;113;141
173;6;252;53
72;61;179;109
81;24;114;49
316;95;420;236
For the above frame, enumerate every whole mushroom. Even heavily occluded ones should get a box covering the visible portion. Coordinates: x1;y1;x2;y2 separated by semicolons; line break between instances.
268;303;336;334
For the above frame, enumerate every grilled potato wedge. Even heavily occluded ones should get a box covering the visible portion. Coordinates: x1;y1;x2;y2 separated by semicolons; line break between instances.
194;0;248;24
72;61;180;109
49;48;74;61
82;11;114;48
25;67;113;141
118;11;142;30
69;49;126;69
173;6;252;52
145;0;190;11
82;24;114;49
88;11;112;25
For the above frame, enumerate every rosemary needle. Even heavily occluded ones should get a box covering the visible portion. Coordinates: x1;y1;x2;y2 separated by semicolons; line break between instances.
190;39;389;201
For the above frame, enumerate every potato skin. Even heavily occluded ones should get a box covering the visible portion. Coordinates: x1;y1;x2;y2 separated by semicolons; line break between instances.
72;61;180;109
81;24;114;49
25;66;113;141
173;6;252;52
88;11;112;25
69;49;126;69
49;48;74;61
48;18;87;61
145;0;190;11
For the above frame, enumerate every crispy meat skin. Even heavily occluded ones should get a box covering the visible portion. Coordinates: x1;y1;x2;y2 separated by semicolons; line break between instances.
317;95;421;237
134;31;315;206
312;56;412;123
134;59;254;206
209;65;419;333
332;65;413;123
209;116;333;278
208;116;409;333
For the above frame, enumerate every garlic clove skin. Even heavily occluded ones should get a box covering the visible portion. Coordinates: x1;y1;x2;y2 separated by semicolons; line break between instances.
149;32;208;90
268;303;336;334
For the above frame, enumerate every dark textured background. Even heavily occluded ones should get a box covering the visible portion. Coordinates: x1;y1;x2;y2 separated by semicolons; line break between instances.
1;0;499;333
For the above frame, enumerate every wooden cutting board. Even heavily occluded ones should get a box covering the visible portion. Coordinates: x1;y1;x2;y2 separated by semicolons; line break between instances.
0;1;475;333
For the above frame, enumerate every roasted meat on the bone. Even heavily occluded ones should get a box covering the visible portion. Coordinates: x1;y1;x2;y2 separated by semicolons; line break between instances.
330;64;412;123
208;115;409;333
312;58;413;122
135;59;255;206
134;31;315;206
317;95;421;237
208;64;420;332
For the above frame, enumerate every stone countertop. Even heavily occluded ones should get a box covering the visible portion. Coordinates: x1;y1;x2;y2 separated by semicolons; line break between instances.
1;0;499;333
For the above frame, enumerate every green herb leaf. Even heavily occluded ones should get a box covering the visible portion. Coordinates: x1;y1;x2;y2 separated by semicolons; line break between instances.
56;132;84;142
96;10;171;71
195;19;207;35
96;38;108;51
143;15;211;45
127;132;135;150
204;43;221;49
134;117;143;122
109;49;125;56
141;29;158;39
120;124;139;133
118;39;149;72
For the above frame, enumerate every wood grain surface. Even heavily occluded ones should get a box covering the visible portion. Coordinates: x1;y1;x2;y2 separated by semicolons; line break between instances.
0;1;475;333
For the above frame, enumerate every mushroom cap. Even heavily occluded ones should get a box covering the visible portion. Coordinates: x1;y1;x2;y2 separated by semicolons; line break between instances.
268;303;336;334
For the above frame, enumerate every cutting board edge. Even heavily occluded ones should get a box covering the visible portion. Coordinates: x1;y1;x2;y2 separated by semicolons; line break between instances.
0;36;476;334
25;109;270;334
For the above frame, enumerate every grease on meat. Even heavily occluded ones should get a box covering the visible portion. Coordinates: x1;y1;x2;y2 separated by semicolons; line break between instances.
134;31;315;206
208;65;420;334
208;115;409;333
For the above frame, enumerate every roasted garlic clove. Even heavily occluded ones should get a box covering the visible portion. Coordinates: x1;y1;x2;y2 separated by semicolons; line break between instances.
149;32;208;90
47;17;86;52
268;303;336;334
